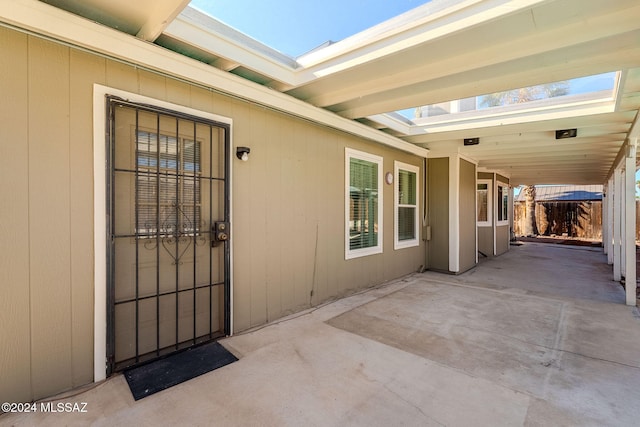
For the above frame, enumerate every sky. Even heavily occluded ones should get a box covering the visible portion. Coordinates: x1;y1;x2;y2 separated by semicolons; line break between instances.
188;0;428;57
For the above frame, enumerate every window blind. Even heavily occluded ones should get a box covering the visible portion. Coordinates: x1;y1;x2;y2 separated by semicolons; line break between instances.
349;158;379;250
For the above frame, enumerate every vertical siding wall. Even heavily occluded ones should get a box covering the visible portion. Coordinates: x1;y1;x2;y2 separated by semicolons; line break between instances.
1;29;97;403
427;158;449;271
0;28;425;402
459;159;477;272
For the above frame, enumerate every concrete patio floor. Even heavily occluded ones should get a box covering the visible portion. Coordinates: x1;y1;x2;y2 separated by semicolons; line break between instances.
2;241;640;426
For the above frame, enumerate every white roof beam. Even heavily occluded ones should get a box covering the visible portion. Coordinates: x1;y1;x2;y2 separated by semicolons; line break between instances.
136;0;190;41
404;111;637;144
335;31;640;119
164;7;299;88
301;1;640;109
211;58;241;72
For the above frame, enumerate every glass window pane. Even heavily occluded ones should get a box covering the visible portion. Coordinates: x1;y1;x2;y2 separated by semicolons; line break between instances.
136;129;201;236
395;164;419;248
349;158;378;250
398;170;416;205
398;207;416;240
502;192;509;221
496;185;509;222
498;186;503;221
477;188;488;222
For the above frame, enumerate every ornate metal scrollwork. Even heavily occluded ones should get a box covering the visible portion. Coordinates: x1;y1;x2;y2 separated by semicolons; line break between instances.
140;204;209;265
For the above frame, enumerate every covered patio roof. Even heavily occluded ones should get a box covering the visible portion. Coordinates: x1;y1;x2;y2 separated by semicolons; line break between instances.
11;0;640;185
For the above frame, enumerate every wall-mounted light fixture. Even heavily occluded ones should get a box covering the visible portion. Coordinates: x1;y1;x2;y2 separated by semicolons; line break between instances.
555;129;577;139
236;146;251;161
464;137;480;146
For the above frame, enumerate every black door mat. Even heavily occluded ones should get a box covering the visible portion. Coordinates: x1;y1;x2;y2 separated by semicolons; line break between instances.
124;341;237;400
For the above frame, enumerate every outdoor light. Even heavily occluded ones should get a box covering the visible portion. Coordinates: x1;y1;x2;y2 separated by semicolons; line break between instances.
555;129;577;139
236;146;251;161
464;137;480;146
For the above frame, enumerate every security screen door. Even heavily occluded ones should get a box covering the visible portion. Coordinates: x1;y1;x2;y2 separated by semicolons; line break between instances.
106;96;230;374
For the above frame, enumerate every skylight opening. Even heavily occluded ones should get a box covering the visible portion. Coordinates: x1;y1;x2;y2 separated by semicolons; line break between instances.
399;72;619;121
187;0;430;58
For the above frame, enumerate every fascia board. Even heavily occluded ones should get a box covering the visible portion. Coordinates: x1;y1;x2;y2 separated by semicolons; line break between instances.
1;0;428;158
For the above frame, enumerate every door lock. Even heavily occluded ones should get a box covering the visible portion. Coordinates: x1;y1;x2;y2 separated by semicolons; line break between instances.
212;221;230;246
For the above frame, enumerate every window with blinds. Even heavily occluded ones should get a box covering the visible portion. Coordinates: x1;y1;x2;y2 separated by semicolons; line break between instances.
345;148;383;259
136;130;201;236
477;180;492;226
394;162;419;249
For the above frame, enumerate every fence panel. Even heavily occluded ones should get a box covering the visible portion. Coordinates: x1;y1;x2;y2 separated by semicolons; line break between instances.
514;201;602;239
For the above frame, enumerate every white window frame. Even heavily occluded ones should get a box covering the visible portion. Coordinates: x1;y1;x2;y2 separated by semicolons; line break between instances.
345;148;383;259
394;161;420;249
477;179;492;227
496;182;509;226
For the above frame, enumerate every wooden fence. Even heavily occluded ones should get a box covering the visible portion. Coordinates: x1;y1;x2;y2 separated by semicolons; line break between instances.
514;201;602;239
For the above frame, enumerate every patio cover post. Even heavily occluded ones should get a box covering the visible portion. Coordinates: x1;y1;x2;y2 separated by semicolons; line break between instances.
614;167;622;281
509;185;515;242
448;155;460;273
606;178;614;264
624;139;637;305
622;166;626;275
603;183;607;255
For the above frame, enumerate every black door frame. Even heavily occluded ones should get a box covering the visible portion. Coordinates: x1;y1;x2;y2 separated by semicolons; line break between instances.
105;95;231;375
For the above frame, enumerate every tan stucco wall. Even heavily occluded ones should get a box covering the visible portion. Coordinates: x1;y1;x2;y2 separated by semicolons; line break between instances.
0;27;425;402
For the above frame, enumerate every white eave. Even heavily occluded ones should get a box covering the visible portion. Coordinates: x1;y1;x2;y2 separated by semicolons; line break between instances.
0;0;428;158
